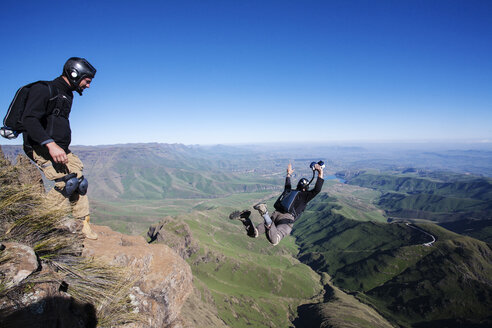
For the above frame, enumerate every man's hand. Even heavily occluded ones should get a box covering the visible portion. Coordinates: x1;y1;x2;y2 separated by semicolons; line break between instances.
314;163;324;178
46;142;68;164
287;163;294;177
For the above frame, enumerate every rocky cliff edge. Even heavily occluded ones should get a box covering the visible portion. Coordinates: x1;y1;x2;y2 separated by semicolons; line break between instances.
83;225;193;327
0;148;193;327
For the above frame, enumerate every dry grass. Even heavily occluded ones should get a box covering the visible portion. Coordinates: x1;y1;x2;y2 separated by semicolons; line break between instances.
0;250;13;297
46;259;143;327
0;156;144;327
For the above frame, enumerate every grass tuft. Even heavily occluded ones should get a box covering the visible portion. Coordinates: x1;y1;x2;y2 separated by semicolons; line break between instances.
0;155;145;326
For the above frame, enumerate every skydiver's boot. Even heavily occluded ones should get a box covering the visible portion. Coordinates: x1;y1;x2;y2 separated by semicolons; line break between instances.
229;210;252;224
253;203;268;216
81;215;98;240
253;203;272;227
229;210;258;238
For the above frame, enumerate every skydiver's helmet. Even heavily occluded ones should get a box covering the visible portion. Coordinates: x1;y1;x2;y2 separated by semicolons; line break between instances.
297;178;309;191
62;57;96;95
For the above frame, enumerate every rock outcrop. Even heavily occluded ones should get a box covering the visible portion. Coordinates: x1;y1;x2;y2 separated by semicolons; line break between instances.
1;223;193;328
0;242;39;289
147;217;199;259
83;225;193;327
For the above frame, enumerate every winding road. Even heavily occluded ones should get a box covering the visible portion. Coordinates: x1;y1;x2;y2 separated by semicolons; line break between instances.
406;223;436;246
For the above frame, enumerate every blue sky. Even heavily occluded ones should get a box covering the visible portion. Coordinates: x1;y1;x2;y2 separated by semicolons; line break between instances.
1;0;491;146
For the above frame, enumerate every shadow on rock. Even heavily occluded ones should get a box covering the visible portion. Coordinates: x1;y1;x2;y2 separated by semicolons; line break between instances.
292;303;324;328
0;296;97;328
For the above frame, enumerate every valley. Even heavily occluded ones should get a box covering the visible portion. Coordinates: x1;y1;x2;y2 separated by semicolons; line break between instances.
1;142;491;327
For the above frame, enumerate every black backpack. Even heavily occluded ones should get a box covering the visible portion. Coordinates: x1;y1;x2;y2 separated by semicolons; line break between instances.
274;190;301;216
1;81;57;139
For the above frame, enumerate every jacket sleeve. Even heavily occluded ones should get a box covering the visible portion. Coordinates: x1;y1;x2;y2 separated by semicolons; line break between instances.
22;83;54;145
285;176;292;191
305;177;324;202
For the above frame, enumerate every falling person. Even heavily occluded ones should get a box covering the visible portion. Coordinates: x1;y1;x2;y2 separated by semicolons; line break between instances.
230;163;324;245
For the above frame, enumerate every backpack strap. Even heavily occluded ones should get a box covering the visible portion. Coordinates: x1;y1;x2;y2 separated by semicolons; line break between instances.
47;82;54;99
41;81;64;117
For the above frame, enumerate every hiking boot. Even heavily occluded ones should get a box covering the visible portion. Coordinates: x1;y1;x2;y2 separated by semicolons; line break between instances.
253;203;268;216
229;210;251;221
81;215;98;240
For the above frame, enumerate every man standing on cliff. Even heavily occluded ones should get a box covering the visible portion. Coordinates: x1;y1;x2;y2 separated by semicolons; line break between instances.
230;163;324;245
22;57;98;240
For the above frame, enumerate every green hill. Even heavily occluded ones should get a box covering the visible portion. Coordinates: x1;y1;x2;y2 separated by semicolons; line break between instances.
157;201;325;328
294;273;394;328
74;143;284;200
161;184;492;327
293;195;492;327
344;171;492;200
362;226;492;327
338;170;492;243
378;192;491;221
294;200;432;291
152;196;395;328
440;219;492;244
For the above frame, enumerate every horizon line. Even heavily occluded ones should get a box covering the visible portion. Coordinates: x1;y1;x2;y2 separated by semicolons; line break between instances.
2;138;492;148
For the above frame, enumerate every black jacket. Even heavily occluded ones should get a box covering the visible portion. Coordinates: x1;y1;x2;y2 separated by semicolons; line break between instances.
274;176;324;219
22;77;74;153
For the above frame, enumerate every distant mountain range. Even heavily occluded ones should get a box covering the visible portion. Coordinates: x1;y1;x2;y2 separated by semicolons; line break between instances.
1;143;285;200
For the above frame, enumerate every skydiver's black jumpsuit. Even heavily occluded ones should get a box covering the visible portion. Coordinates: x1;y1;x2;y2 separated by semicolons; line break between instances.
247;176;324;245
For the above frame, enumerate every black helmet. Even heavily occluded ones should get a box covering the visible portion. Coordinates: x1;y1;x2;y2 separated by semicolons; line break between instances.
297;178;309;191
63;57;96;95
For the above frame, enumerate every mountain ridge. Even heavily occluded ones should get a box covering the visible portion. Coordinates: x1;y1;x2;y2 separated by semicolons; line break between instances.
293;194;492;327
